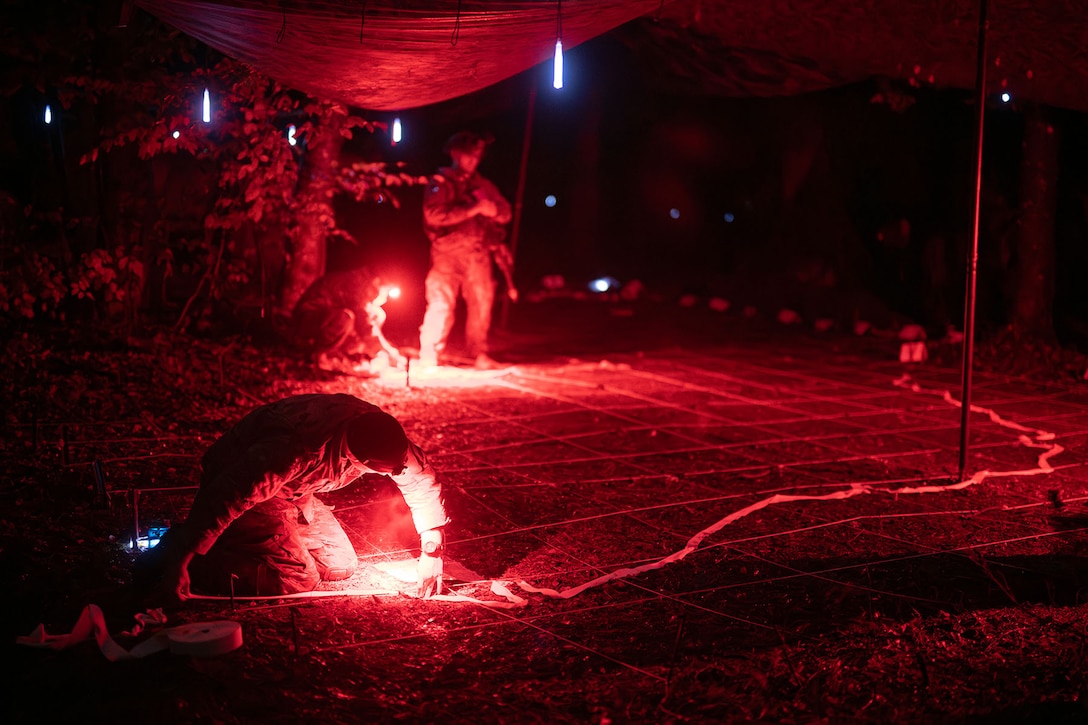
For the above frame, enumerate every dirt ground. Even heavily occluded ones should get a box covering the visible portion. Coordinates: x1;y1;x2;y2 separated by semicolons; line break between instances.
5;299;1088;723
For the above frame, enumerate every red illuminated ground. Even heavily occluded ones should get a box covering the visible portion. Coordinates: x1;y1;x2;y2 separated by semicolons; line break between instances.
6;300;1088;722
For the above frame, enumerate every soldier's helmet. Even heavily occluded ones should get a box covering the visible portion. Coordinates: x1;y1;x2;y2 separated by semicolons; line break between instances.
443;130;492;156
347;411;410;474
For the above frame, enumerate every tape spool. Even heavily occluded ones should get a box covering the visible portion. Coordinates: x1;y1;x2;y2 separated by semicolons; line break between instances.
165;621;243;657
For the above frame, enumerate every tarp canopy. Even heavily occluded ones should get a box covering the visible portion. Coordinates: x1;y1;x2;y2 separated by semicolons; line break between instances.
135;0;1088;113
631;0;1088;113
133;0;660;111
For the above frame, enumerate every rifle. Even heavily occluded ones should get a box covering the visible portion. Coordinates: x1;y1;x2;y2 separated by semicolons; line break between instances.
484;222;518;302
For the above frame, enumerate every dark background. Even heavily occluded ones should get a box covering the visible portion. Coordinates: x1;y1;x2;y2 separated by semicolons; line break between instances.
3;4;1088;352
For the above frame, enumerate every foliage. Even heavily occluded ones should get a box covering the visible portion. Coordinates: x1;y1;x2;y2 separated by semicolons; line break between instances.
0;2;419;329
0;247;67;320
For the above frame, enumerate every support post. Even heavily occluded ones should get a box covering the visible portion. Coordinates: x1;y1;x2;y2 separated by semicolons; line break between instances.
959;0;989;482
501;79;537;329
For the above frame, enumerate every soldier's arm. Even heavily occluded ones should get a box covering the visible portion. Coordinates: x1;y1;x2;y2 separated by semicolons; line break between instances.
478;178;512;225
423;176;482;227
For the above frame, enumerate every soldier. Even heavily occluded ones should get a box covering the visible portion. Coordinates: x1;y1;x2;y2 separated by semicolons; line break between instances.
291;266;404;375
417;131;513;370
143;394;447;599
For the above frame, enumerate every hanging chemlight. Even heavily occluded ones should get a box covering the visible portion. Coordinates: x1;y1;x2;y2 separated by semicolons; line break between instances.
1000;92;1011;103
202;88;211;123
287;124;297;146
553;0;563;90
553;39;564;89
44;104;52;124
392;117;402;145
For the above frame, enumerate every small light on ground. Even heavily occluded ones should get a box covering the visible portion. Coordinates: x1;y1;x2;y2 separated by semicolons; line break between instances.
544;195;557;207
590;276;619;293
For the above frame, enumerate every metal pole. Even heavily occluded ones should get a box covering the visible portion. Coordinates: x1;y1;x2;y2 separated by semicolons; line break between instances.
131;488;141;551
501;79;537;329
959;0;989;482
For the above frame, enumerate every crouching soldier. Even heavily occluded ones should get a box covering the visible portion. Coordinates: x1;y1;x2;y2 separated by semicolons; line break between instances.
291;266;405;375
144;394;448;599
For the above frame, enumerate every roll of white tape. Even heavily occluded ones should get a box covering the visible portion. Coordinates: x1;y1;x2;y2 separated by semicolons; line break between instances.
166;621;243;657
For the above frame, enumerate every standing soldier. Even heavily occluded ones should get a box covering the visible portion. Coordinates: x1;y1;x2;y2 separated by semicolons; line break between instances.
417;131;512;370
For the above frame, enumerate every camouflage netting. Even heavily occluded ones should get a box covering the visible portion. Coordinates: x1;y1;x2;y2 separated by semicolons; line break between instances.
133;0;659;110
136;0;1088;113
626;0;1088;112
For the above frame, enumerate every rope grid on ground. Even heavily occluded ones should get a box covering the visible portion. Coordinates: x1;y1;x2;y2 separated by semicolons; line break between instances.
42;347;1084;673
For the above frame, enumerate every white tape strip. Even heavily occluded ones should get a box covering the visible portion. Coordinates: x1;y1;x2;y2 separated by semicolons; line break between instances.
516;374;1064;601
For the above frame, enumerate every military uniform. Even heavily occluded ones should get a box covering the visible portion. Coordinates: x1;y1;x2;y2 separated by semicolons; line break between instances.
418;165;512;362
171;394;447;596
292;267;390;361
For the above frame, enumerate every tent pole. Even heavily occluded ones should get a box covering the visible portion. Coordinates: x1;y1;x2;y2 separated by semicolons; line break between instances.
501;78;537;330
959;0;989;482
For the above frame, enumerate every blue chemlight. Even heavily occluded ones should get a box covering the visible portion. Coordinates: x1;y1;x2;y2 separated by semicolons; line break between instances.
553;39;564;90
590;276;619;293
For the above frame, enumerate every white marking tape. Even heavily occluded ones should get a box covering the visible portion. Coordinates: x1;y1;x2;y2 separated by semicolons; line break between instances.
187;582;527;610
515;373;1064;600
16;604;243;660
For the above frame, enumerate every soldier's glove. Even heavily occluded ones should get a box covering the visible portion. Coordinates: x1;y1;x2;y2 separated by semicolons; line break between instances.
416;529;445;598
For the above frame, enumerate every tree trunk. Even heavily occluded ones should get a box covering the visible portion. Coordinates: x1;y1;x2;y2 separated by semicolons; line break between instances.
280;108;346;313
1010;103;1058;338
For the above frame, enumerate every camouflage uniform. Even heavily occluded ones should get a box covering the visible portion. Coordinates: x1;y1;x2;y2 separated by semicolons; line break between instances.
175;394;447;596
292;267;387;360
418;166;512;361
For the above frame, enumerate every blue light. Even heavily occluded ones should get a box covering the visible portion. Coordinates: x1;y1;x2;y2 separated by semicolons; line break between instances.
392;117;402;144
44;105;52;124
544;195;557;207
590;276;619;293
287;124;297;146
669;208;680;219
553;39;564;90
724;212;735;223
1000;92;1011;103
